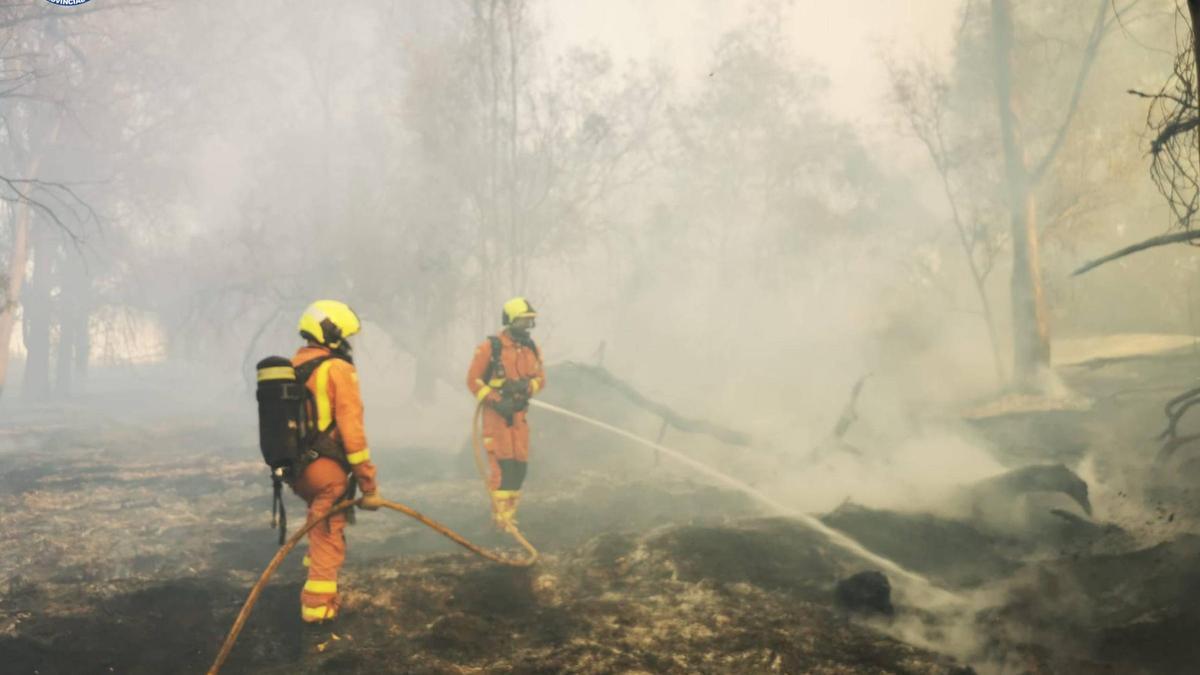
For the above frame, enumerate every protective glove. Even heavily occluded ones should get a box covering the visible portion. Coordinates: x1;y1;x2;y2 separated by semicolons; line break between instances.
359;491;383;511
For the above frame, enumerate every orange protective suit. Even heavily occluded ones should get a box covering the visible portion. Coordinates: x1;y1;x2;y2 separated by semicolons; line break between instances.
466;330;546;490
291;345;379;623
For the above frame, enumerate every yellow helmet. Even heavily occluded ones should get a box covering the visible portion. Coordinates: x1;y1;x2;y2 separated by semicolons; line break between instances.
501;297;537;326
298;300;361;347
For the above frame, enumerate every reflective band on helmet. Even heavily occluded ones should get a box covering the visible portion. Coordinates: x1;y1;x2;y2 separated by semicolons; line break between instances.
315;360;335;431
302;604;336;621
345;448;370;465
304;579;338;595
475;385;493;402
257;366;295;382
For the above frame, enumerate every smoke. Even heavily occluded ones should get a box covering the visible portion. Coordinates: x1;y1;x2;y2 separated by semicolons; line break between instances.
7;2;1200;672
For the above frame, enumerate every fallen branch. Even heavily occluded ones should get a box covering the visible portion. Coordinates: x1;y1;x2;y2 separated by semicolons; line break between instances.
1072;229;1200;276
1150;114;1200;155
1158;432;1200;463
554;362;752;446
808;375;870;463
832;374;870;440
1156;384;1200;463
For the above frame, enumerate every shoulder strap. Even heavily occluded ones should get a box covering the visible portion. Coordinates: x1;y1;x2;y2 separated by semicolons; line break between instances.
294;355;335;386
483;336;503;382
295;354;350;434
511;333;541;361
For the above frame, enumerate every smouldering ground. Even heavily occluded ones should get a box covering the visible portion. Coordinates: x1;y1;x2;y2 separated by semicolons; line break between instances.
8;341;1200;673
0;413;968;674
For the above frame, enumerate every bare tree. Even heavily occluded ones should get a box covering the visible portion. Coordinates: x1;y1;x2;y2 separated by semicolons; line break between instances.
991;0;1109;389
0;1;165;398
1074;1;1200;274
891;57;1008;382
0;20;71;398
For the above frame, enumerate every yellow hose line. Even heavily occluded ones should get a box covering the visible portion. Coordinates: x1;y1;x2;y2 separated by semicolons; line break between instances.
471;401;491;498
207;489;536;675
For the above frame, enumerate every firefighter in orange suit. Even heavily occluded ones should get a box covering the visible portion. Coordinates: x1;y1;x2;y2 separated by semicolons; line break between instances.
466;297;546;530
292;300;384;623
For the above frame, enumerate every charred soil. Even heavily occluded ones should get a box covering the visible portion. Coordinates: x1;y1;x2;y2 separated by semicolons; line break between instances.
6;348;1200;673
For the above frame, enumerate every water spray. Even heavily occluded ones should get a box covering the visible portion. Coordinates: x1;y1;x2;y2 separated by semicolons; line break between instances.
209;398;967;674
530;399;962;603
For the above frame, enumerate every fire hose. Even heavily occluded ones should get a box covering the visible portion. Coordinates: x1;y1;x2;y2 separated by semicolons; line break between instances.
206;401;537;675
209;395;954;673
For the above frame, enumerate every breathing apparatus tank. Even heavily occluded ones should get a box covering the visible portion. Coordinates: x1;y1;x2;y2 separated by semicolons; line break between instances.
256;355;315;544
255;356;309;472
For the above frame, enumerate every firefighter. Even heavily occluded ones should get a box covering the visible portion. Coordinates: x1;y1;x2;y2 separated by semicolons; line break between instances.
292;300;383;623
466;297;546;531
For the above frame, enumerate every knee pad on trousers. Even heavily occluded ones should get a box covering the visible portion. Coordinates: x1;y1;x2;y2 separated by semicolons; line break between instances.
498;459;527;490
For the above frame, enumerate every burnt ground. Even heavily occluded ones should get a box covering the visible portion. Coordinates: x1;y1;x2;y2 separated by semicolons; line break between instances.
0;409;968;675
4;347;1200;673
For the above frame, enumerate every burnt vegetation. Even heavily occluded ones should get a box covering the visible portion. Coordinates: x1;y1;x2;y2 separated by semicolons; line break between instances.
5;1;1200;674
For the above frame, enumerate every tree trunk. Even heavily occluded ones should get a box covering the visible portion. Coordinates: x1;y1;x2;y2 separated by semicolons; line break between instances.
1008;189;1050;385
0;200;32;400
506;0;522;292
1190;0;1200;163
74;312;90;384
972;256;1005;384
21;224;53;400
55;251;88;397
486;0;502;307
931;146;1006;382
0;114;62;400
71;258;91;388
992;0;1051;389
55;306;74;397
